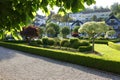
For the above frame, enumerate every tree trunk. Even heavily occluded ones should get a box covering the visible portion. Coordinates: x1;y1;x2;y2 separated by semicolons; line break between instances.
92;38;95;53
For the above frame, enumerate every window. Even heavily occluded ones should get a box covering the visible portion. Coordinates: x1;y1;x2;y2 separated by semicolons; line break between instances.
111;19;115;23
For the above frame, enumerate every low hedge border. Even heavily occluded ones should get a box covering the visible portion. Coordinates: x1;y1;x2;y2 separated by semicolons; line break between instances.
0;41;120;74
108;42;120;51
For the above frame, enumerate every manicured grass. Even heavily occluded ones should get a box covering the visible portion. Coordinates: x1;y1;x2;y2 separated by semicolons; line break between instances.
0;41;120;74
95;44;120;62
108;42;120;51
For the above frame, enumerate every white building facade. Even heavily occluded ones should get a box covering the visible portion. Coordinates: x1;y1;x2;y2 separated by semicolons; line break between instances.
69;10;111;22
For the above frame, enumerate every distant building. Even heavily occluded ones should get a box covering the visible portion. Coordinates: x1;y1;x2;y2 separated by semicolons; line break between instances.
105;15;120;38
69;9;111;22
33;14;46;26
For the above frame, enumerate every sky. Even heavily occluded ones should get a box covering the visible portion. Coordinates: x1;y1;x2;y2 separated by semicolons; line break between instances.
87;0;120;8
37;0;120;15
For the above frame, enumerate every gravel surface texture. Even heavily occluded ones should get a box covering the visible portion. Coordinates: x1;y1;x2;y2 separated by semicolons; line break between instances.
0;47;120;80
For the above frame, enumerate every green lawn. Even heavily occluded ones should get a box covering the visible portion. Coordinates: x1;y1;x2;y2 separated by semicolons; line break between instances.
95;44;120;62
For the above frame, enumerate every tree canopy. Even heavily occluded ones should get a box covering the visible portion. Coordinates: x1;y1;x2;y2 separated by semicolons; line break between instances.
79;21;111;52
111;3;120;19
0;0;95;29
0;0;95;40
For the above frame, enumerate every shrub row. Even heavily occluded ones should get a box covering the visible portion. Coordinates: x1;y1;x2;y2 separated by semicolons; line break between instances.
89;40;108;44
79;46;92;52
108;42;120;51
4;40;27;43
0;41;120;74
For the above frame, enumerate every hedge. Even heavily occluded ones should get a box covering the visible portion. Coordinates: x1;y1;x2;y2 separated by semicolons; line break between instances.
0;41;120;74
79;46;92;52
108;42;120;51
89;40;108;44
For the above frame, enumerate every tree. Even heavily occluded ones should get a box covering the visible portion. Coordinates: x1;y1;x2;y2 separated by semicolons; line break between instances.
51;14;62;24
0;0;95;30
20;26;39;42
79;22;111;52
46;27;56;37
46;23;60;37
111;3;120;19
61;26;70;38
91;15;97;21
38;27;44;38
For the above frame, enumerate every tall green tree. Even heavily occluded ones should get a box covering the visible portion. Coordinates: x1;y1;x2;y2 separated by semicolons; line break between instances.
46;27;56;37
79;22;111;52
111;3;120;19
46;23;60;37
51;14;62;23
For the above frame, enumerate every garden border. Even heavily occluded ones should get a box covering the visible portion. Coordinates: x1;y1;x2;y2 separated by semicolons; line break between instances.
0;41;120;74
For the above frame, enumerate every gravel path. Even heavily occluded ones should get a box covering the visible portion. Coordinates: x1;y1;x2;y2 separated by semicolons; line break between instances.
0;47;120;80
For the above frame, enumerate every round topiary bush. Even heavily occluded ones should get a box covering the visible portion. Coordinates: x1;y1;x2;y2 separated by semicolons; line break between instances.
79;40;90;46
69;38;79;44
36;39;42;45
61;39;70;47
47;38;55;46
69;38;80;49
71;41;81;49
42;37;49;45
79;46;92;52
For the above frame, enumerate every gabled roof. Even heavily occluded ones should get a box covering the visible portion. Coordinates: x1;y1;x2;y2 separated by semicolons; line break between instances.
106;15;120;23
71;20;83;26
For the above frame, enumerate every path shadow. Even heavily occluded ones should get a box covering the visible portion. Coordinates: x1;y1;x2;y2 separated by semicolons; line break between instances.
0;47;16;61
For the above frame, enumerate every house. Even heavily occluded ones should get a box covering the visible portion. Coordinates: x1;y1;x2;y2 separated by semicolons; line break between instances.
33;14;46;27
105;15;120;38
69;9;111;22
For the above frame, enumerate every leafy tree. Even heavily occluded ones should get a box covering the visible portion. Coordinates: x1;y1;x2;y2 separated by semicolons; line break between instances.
38;27;44;38
46;27;56;37
79;22;111;52
51;14;62;23
61;26;70;38
20;26;39;42
46;23;59;37
91;15;97;21
111;3;120;19
0;0;95;40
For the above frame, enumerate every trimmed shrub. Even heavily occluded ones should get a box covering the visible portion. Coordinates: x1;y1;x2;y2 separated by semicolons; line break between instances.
71;41;81;49
29;41;38;46
54;38;61;46
79;40;90;46
36;39;42;45
47;38;55;46
69;38;79;44
89;40;108;44
42;37;49;45
61;39;70;47
69;38;80;49
4;40;27;44
79;46;92;52
108;42;120;51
